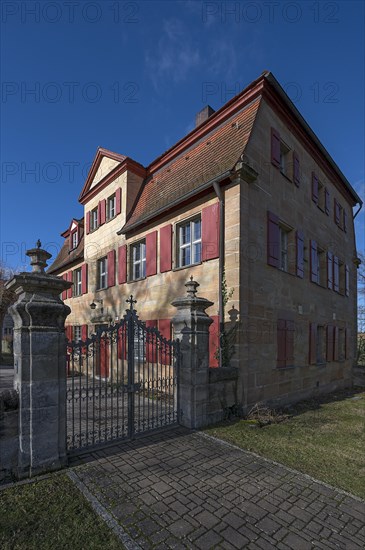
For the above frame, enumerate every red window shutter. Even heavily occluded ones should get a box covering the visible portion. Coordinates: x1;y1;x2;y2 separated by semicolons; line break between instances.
267;211;279;268
146;320;158;363
62;274;68;300
107;249;116;287
333;326;339;361
116;188;122;215
293;152;300;186
309;323;317;365
209;315;219;368
99;199;106;225
343;210;347;233
311;172;319;204
271;127;280;168
160;224;172;272
327;252;333;290
202;203;220;261
334;199;340;225
81;325;88;342
67;271;73;298
86;211;90;234
97;201;102;226
310;240;318;283
81;263;88;294
333;256;339;292
277;319;287;368
66;326;73;341
146;231;157;277
326;325;334;361
159;318;172;365
296;230;304;278
118;244;127;284
325;188;330;215
345;264;349;296
286;320;295;365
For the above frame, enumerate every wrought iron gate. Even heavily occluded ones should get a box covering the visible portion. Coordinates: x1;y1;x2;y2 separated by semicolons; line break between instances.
66;297;180;453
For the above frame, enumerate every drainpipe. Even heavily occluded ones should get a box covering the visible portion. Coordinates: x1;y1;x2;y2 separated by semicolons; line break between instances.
353;202;363;220
212;180;225;368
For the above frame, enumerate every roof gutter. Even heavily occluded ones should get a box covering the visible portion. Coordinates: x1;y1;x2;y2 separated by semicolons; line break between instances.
118;169;233;235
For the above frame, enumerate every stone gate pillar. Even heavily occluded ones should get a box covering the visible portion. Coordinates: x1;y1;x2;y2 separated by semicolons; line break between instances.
171;277;213;429
5;242;72;478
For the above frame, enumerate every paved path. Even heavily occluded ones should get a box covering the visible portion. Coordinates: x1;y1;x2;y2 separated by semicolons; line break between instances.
69;427;365;549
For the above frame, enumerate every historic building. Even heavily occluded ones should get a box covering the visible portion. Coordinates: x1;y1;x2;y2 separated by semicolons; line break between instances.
48;71;362;408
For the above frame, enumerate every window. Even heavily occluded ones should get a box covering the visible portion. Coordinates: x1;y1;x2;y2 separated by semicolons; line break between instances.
97;257;108;289
131;241;146;280
280;141;291;178
317;181;325;211
74;268;82;296
107;194;116;220
310;241;326;286
316;325;325;364
73;326;81;341
71;230;78;249
90;208;98;232
134;325;145;361
279;227;289;272
177;217;201;268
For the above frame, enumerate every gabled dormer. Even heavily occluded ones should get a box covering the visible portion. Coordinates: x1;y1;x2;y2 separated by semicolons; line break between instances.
61;218;84;252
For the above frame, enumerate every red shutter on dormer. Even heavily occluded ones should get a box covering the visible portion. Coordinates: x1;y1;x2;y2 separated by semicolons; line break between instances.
343;210;347;233
81;263;88;294
333;326;339;361
267;211;279;268
271;128;280;168
310;240;318;283
326;325;334;361
100;199;106;225
333;256;339;292
311;172;318;204
62;274;68;300
209;315;219;368
146;320;158;363
116;188;122;215
160;224;172;272
327;252;333;290
293;152;300;186
334;199;340;225
67;271;73;298
202;203;220;261
118;245;127;284
345;264;349;296
146;231;157;277
309;323;317;365
107;249;116;287
296;230;304;278
325;188;330;215
86;211;91;234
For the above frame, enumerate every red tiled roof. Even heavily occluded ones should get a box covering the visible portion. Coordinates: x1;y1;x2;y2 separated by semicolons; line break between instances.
123;96;261;231
47;227;84;274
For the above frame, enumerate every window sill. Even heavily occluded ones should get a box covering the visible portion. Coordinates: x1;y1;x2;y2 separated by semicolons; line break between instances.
173;261;202;272
316;362;326;367
106;216;116;224
89;227;99;234
129;276;146;283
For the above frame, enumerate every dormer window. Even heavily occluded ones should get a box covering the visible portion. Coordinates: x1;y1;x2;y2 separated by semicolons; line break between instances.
71;230;78;250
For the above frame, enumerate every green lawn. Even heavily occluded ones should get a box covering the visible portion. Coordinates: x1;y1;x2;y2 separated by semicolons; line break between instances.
206;390;365;499
0;474;124;550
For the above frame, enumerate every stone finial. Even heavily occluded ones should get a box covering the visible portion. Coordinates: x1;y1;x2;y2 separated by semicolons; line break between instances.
26;242;52;274
185;276;199;298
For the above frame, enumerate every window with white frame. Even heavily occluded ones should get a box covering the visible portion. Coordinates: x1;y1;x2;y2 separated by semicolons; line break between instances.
71;230;78;249
97;257;108;289
177;217;201;268
73;268;82;296
131;241;146;280
107;194;116;220
90;208;98;231
73;326;81;341
134;325;145;361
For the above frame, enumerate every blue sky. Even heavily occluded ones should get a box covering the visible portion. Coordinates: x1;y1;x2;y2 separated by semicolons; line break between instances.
1;0;364;273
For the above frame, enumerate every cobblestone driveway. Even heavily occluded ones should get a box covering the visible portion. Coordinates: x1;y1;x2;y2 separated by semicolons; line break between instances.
69;427;365;549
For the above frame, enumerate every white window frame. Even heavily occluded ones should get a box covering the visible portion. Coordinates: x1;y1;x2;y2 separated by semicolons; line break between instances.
177;217;202;268
90;208;98;232
71;230;78;249
131;240;146;281
74;268;82;296
97;257;108;290
73;326;82;341
107;194;116;221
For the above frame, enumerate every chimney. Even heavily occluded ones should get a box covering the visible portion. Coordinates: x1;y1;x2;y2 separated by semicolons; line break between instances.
195;105;215;128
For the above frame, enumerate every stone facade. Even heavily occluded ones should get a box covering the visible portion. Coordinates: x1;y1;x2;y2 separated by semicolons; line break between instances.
48;71;361;412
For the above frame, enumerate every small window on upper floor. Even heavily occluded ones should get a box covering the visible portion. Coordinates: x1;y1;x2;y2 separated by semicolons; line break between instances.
70;230;78;250
130;240;146;281
73;268;82;296
280;141;291;179
97;257;108;290
73;326;82;342
90;208;98;232
176;217;202;268
107;194;116;221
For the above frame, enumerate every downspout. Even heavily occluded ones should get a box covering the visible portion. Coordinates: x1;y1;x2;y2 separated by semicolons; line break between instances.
353;202;363;220
212;180;225;368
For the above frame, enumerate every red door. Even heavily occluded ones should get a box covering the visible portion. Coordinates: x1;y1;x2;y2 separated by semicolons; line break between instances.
96;325;109;378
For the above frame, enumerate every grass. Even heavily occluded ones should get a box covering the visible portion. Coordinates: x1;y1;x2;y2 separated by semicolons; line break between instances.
0;474;124;550
206;389;365;499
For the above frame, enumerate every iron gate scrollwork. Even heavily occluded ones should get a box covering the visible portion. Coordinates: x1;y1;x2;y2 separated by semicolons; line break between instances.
66;297;180;453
